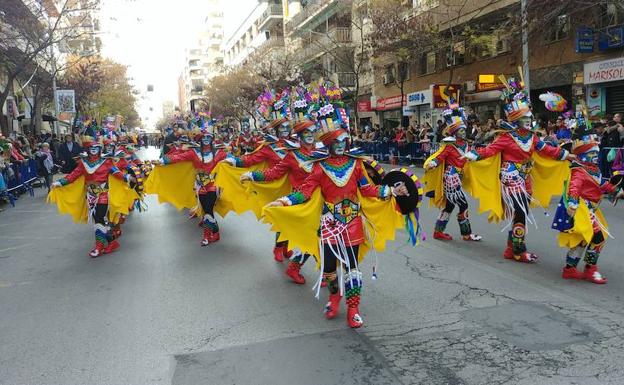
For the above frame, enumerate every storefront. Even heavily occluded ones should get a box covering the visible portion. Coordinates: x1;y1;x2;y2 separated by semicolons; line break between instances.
406;89;432;128
584;57;624;117
373;94;406;129
356;99;375;130
464;81;503;123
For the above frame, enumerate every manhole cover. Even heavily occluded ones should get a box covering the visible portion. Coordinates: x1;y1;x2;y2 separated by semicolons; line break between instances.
464;302;600;351
172;329;401;385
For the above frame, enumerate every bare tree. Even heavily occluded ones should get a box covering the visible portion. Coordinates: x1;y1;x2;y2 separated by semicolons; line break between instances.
0;0;99;132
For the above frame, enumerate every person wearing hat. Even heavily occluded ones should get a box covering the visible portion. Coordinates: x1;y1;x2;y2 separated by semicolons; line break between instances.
265;86;410;329
552;114;623;284
240;117;326;284
424;100;482;242
465;74;575;264
156;129;228;246
50;131;137;258
224;116;295;261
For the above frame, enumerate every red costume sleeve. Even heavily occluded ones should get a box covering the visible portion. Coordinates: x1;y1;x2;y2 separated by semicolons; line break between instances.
241;146;270;167
163;149;195;165
282;163;323;205
256;153;293;182
62;161;85;184
476;134;508;160
534;135;565;159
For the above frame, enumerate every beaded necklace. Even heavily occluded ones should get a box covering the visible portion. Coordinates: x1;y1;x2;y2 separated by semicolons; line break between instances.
510;130;534;152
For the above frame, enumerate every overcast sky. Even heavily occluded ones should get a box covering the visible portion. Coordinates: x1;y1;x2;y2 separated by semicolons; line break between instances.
99;0;257;128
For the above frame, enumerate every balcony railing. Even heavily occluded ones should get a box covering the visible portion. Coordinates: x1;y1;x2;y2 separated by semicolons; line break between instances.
285;0;338;34
337;72;356;88
258;4;283;29
257;37;285;52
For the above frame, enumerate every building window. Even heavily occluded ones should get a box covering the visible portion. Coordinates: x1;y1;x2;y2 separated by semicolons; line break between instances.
446;41;465;67
384;64;396;84
545;14;570;43
600;2;624;28
420;51;436;74
397;61;410;81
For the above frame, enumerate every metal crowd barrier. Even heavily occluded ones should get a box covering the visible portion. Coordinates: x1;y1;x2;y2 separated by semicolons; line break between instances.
1;159;42;207
354;141;441;165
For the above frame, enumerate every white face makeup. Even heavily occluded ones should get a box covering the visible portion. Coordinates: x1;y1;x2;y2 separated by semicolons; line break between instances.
201;136;213;146
581;150;600;165
88;146;101;156
331;139;347;155
456;127;466;140
518;116;532;130
278;124;291;138
105;144;115;154
301;129;315;145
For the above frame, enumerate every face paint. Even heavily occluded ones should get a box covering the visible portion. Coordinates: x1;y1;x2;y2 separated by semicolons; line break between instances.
331;139;347;155
105;144;115;154
456;127;466;140
88;146;100;156
518;116;532;130
580;150;599;165
301;129;315;145
278;123;291;138
201;135;213;146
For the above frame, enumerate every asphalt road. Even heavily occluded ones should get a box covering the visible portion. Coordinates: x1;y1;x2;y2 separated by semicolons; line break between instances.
1;147;624;385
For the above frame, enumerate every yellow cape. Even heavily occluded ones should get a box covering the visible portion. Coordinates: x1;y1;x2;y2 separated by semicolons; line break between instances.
47;176;139;224
558;200;608;249
463;153;570;223
262;189;404;269
144;161;287;219
422;144;447;209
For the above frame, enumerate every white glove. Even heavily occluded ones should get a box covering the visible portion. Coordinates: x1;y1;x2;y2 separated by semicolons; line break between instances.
464;151;478;162
240;171;253;183
223;157;236;166
51;181;62;189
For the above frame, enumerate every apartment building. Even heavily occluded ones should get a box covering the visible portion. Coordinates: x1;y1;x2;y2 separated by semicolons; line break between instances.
222;0;285;67
368;0;624;129
181;0;224;112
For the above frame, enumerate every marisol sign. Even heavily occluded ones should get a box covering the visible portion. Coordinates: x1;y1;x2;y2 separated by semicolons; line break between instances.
584;57;624;85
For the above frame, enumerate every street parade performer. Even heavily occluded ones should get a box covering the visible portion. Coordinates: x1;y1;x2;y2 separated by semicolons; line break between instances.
262;84;413;328
464;70;574;263
48;128;139;258
552;111;623;284
239;86;327;284
223;88;297;262
423;99;482;242
146;123;228;246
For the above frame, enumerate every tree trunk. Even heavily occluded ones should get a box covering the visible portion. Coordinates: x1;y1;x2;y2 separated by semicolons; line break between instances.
0;77;15;135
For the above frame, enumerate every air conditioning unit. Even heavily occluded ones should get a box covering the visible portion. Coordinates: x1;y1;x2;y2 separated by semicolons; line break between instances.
495;36;510;54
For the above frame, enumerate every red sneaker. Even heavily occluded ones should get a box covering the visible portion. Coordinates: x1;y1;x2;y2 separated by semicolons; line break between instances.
503;246;514;259
201;229;211;246
324;293;342;319
208;231;220;243
346;295;363;328
89;243;105;258
273;247;285;262
562;266;584;280
584;265;607;284
285;262;305;284
104;240;120;254
433;231;453;241
510;251;538;263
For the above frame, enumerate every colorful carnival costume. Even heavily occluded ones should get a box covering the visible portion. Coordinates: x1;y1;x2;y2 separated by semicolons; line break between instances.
465;74;572;263
553;114;623;284
48;132;138;258
264;85;410;328
159;131;228;245
424;101;482;242
241;116;326;284
226;89;295;261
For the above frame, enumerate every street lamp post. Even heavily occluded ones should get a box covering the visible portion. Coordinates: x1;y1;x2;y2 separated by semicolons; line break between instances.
521;0;530;99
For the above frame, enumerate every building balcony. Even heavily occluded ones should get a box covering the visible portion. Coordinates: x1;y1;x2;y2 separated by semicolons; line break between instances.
336;72;356;88
284;0;346;37
257;36;285;52
258;3;283;31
